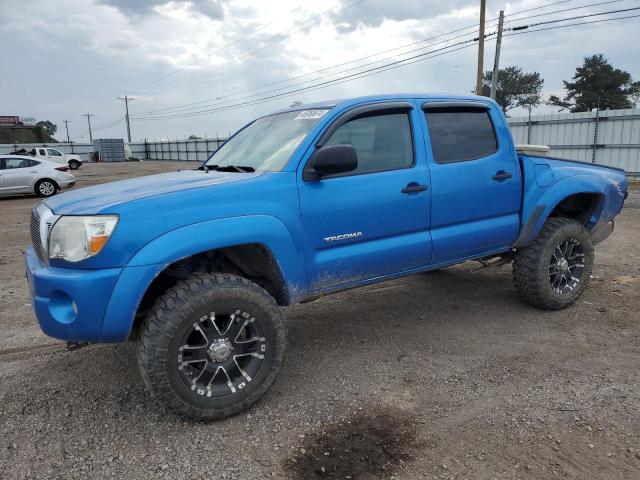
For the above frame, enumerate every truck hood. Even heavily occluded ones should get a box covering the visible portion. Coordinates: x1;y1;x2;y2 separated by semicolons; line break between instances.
44;169;261;215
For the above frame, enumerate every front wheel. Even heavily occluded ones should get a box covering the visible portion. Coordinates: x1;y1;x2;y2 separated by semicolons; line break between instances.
68;160;80;170
137;273;286;421
513;218;594;310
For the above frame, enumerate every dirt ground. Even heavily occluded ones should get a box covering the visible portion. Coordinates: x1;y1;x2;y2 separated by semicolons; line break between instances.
0;161;638;480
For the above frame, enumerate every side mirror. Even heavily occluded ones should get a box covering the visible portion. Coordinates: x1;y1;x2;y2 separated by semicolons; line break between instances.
305;144;358;181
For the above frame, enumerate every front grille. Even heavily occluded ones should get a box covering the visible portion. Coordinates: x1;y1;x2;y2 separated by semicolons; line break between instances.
30;209;45;263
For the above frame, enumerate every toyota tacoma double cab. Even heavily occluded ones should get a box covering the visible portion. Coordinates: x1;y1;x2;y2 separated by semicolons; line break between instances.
25;94;627;420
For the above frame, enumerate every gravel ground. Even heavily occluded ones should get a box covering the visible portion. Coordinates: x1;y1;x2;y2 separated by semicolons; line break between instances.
0;162;639;479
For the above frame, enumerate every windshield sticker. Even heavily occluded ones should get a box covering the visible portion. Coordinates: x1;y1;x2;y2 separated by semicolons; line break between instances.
294;110;327;120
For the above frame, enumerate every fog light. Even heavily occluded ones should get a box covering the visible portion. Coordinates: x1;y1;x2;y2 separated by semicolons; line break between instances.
48;291;78;325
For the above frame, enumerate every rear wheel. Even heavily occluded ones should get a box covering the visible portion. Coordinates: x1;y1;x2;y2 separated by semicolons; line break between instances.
35;179;58;197
137;273;286;421
513;218;593;310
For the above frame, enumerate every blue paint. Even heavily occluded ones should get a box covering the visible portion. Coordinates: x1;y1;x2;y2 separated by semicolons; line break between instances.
27;94;628;343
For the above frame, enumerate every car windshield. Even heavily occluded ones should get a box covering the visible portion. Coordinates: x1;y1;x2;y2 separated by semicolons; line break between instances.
204;109;329;172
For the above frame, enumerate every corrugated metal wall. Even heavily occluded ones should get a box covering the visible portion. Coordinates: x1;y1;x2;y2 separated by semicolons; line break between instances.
0;138;227;162
508;108;640;175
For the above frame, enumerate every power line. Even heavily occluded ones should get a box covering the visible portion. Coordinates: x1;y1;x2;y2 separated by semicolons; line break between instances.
504;4;640;30
132;12;640;121
136;0;588;116
128;3;307;94
502;0;625;25
135;5;636;120
138;28;494;117
133;37;490;120
139;24;485;115
77;116;122;138
137;0;366;97
505;10;640;34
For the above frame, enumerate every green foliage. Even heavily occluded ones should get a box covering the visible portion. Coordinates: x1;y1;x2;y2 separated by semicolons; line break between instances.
548;54;640;112
480;66;544;113
36;120;57;136
188;134;201;139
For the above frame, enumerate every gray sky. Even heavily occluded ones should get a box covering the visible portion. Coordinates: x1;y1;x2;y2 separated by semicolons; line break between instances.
2;0;639;142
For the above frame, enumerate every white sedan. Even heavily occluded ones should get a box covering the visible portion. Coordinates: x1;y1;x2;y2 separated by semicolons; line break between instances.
0;155;75;198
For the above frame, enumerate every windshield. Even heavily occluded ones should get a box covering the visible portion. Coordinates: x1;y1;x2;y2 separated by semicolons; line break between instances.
205;109;329;172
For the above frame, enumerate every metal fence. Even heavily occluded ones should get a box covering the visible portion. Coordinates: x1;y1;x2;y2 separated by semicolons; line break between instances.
0;137;228;163
129;138;227;162
508;108;640;175
2;109;639;175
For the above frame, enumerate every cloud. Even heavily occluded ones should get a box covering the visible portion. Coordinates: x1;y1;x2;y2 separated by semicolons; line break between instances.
332;0;478;33
99;0;228;19
2;0;639;141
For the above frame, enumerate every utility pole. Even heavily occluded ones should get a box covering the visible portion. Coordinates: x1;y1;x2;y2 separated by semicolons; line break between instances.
476;0;487;95
118;95;135;142
63;120;71;143
490;10;504;99
83;113;95;143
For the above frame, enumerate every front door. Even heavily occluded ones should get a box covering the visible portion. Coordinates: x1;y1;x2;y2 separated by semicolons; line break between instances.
421;102;522;262
46;148;65;164
0;157;40;194
298;104;432;291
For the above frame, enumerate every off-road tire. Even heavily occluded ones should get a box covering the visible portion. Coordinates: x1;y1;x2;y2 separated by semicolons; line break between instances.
137;273;286;421
68;160;80;170
35;179;58;197
513;218;594;310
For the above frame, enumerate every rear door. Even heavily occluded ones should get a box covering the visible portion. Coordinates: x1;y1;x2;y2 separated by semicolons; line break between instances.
297;102;432;291
421;102;521;262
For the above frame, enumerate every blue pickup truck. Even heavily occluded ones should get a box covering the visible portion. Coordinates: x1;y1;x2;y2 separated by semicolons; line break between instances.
26;94;627;420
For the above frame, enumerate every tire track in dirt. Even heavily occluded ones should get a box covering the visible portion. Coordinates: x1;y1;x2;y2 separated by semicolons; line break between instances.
0;343;64;362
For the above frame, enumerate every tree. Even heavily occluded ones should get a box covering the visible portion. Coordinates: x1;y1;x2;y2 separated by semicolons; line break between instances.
188;134;201;139
548;54;640;112
36;120;57;137
479;66;544;113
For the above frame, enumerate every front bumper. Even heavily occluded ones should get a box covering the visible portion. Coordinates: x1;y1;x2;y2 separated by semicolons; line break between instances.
25;246;161;343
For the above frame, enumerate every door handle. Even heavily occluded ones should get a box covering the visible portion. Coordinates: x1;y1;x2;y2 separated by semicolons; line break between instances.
401;183;428;194
492;171;512;181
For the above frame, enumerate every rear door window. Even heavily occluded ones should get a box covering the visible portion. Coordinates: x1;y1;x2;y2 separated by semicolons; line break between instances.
424;108;498;164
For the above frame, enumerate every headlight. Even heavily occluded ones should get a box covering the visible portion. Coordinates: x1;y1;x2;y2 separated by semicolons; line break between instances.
49;216;118;262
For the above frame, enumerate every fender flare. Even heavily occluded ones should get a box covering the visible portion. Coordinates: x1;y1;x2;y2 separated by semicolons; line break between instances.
100;215;307;341
514;174;609;248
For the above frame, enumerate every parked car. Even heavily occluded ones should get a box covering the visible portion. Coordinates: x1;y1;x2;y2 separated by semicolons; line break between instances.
26;147;83;170
0;155;75;197
25;94;627;421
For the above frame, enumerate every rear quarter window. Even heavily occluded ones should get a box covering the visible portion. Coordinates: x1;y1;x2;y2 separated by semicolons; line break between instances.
425;108;498;164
